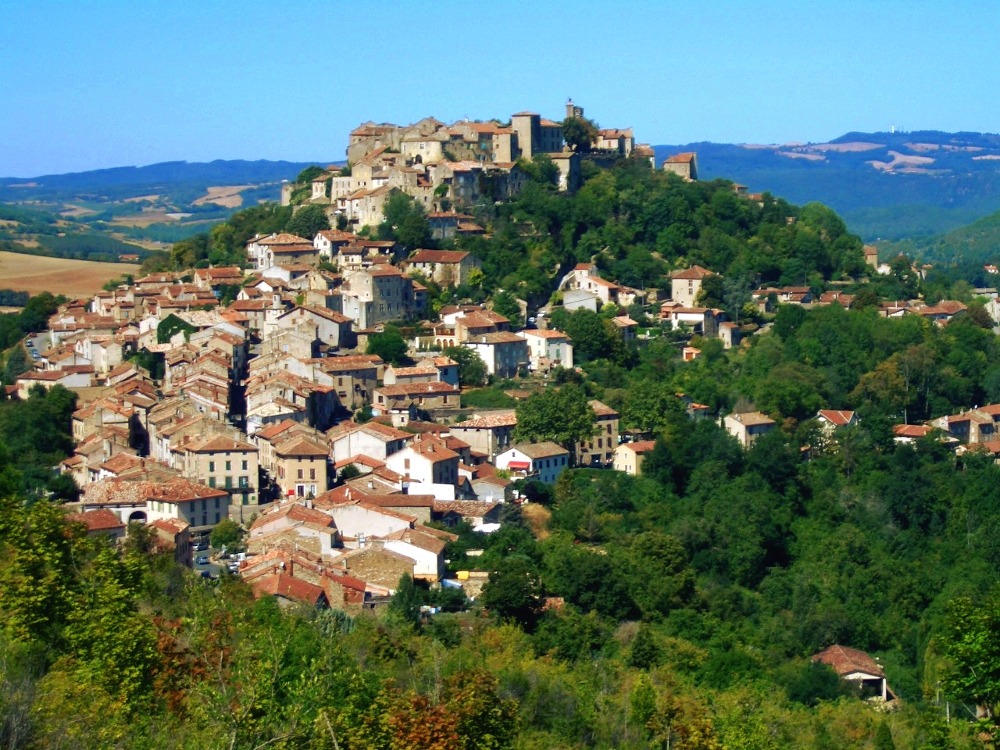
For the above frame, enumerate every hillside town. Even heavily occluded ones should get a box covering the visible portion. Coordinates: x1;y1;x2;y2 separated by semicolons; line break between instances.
22;102;999;615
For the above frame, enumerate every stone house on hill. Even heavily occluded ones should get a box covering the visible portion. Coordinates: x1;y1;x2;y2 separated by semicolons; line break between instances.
724;411;776;448
402;249;482;287
670;265;716;308
496;441;570;484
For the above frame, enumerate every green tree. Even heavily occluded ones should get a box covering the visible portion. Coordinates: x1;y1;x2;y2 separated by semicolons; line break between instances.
480;556;542;628
296;165;325;184
285;204;330;239
389;573;422;626
367;330;410;365
941;588;1000;723
491;291;522;325
627;625;662;670
382;190;431;248
210;518;243;551
514;384;596;459
561;116;599;153
3;345;29;385
874;721;896;750
559;308;616;363
443;346;489;387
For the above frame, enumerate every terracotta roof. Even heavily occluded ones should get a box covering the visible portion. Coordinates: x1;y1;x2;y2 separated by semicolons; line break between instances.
376;382;459;398
408;250;470;264
521;328;571;340
252;233;311;246
670;264;716;280
893;424;932;438
252;573;327;606
665;152;696;163
812;645;885;678
327;420;411;443
67;508;125;532
620;440;657;454
148;517;189;535
183;435;258;453
468;332;525;345
452;412;517;429
589;400;619;418
273;435;329;458
818;410;856;426
99;452;144;474
728;411;775;427
146;477;228;504
510;441;568;459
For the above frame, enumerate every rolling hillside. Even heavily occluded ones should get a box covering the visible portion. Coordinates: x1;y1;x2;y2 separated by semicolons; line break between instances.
653;130;1000;240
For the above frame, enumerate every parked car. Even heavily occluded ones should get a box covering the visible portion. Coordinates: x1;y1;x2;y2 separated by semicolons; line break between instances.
227;562;240;573
196;555;209;565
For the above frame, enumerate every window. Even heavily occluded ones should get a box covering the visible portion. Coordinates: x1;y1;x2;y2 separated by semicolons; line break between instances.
215;513;220;524
297;469;303;479
242;460;248;471
404;458;410;469
201;499;207;511
239;476;249;488
208;461;215;472
310;468;315;480
225;461;231;471
225;477;232;488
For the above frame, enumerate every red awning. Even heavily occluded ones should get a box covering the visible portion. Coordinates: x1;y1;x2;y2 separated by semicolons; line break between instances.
507;461;530;470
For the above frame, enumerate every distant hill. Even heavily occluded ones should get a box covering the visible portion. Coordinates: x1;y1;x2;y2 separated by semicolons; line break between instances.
878;206;1000;268
0;158;334;259
0;159;327;204
653;131;1000;241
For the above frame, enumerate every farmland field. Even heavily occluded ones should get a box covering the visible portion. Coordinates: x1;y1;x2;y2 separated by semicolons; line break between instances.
0;251;139;297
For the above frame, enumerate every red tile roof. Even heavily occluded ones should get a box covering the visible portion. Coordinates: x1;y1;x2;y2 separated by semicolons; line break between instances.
817;410;855;426
812;645;885;678
67;508;125;532
252;573;327;606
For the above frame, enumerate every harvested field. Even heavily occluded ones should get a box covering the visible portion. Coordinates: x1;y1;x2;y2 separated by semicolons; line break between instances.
193;185;254;208
521;502;551;541
0;251;139;297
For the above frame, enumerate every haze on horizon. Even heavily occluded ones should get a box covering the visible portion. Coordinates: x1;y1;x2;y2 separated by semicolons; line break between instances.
1;0;996;177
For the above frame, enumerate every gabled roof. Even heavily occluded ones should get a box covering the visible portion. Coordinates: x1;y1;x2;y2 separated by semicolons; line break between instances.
670;264;715;280
817;410;856;426
67;508;125;532
812;645;885;678
273;435;329;458
146;477;228;504
452;412;517;429
728;411;775;427
408;250;470;264
252;573;328;606
619;440;657;454
510;441;569;459
893;424;932;438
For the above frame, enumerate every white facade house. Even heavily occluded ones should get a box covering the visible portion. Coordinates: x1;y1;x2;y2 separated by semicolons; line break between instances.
495;442;570;484
462;332;528;378
518;329;574;370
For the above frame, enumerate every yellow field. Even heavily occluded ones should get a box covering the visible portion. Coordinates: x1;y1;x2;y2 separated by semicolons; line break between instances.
0;251;140;298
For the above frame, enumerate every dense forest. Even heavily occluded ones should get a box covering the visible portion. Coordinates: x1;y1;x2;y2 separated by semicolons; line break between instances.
6;160;1000;747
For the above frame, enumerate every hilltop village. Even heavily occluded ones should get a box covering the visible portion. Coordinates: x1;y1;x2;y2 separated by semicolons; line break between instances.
21;101;997;614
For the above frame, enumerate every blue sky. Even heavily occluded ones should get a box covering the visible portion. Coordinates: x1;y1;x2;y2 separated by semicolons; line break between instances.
2;0;997;176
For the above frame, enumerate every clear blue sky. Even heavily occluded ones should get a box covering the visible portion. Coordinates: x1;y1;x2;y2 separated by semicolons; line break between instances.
2;0;997;176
